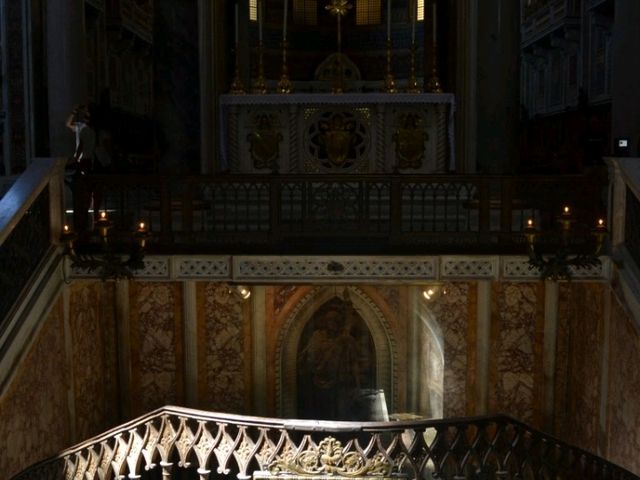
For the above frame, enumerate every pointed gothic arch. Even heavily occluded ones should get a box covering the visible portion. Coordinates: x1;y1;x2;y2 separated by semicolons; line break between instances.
276;286;395;418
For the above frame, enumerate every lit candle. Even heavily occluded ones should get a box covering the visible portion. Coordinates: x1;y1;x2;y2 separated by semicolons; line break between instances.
524;218;536;248
235;3;239;45
387;0;391;42
596;218;605;229
63;224;70;234
432;2;437;44
137;221;147;233
96;211;111;238
559;205;572;232
258;0;263;43
283;0;288;41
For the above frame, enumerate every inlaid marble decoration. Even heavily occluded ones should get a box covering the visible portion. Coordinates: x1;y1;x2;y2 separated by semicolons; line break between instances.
69;281;118;440
274;286;298;315
0;299;70;479
606;295;640;475
555;283;603;453
198;282;246;413
490;283;540;424
130;282;183;414
426;282;470;418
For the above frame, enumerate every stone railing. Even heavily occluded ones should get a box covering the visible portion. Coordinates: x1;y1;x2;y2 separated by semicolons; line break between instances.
12;406;638;480
0;158;64;327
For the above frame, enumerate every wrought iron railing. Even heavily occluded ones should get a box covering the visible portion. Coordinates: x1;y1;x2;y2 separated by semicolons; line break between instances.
12;406;638;480
72;173;606;254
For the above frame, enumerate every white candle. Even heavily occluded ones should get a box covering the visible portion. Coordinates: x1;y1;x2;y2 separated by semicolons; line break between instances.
432;2;437;45
283;0;288;41
235;3;239;44
411;0;416;44
387;0;391;41
258;0;263;43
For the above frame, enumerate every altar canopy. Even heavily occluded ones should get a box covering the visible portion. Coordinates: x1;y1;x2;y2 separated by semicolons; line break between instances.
220;93;455;174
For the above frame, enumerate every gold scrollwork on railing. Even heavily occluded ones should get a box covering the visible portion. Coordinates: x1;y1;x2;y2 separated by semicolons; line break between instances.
268;436;391;477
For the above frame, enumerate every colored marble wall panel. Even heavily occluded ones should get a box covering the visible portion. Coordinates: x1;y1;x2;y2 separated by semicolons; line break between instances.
197;282;247;413
427;282;470;418
490;283;540;424
606;295;640;475
69;281;119;440
555;283;603;454
130;281;184;414
0;299;70;478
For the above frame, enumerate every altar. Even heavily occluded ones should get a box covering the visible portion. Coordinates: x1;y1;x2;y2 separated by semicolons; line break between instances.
219;93;456;174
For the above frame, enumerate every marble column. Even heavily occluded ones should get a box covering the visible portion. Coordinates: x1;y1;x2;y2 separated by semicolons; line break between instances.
475;0;520;173
612;1;640;156
46;0;87;158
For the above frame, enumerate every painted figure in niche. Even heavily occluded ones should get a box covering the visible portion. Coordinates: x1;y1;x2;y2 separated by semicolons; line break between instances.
296;293;376;420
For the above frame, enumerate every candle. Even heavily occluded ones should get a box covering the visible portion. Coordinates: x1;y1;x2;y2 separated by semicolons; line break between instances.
283;0;288;41
387;0;391;41
524;218;536;248
411;0;416;44
137;221;147;233
235;3;239;45
432;2;437;44
258;0;263;43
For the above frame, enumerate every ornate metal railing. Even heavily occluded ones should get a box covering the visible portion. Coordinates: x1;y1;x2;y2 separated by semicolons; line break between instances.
72;173;606;254
12;406;638;480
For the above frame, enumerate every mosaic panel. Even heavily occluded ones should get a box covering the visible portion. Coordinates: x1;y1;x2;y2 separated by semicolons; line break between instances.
490;283;539;424
198;283;246;413
606;296;640;475
426;282;470;418
0;300;70;478
131;282;183;414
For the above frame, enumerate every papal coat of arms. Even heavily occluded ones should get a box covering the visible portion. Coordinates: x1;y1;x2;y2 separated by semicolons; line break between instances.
392;113;428;169
247;113;283;170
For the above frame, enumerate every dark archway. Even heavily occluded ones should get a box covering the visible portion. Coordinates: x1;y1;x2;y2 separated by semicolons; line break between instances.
296;295;377;420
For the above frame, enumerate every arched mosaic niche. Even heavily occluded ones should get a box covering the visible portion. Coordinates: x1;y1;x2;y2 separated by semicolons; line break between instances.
277;286;395;419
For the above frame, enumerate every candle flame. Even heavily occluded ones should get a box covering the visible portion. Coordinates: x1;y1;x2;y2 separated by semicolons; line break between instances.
598;218;605;227
563;206;570;214
527;218;533;227
100;211;107;219
63;224;69;232
139;222;145;230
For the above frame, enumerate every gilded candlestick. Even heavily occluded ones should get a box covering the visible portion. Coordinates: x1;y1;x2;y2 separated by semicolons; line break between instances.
384;39;397;93
278;40;292;93
427;44;443;93
406;41;421;93
252;42;268;94
230;43;246;94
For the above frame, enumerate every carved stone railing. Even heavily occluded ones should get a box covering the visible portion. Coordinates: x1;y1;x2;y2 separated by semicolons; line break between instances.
0;158;64;328
12;406;639;480
73;172;606;255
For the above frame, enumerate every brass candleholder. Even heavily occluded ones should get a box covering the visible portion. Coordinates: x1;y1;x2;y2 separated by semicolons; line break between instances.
230;43;246;94
427;42;443;93
252;42;268;94
278;40;292;94
406;41;421;93
384;39;397;93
